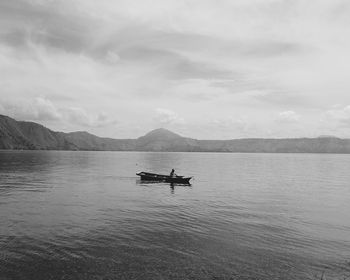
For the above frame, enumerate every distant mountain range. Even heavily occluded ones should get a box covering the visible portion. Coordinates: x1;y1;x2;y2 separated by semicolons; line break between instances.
1;114;350;153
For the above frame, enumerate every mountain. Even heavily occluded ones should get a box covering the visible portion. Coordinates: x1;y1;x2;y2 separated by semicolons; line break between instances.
135;128;200;151
1;114;350;153
0;115;133;151
0;115;75;150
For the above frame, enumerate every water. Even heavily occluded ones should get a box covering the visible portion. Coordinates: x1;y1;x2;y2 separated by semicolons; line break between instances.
0;151;350;280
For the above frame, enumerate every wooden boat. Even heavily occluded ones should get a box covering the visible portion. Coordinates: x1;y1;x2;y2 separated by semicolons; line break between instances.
136;171;192;184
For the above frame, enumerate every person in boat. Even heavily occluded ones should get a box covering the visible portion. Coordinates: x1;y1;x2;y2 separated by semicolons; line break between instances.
170;169;176;177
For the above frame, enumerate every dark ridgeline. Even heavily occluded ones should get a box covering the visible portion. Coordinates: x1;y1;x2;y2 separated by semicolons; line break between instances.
0;114;135;151
1;114;350;153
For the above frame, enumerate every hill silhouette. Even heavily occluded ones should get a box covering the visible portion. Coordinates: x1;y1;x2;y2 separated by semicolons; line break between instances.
1;114;350;153
135;128;199;151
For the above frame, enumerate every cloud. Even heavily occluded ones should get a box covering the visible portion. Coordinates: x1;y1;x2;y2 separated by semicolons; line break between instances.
64;107;118;128
211;116;248;132
0;96;117;129
1;0;350;138
154;108;185;125
0;0;304;81
0;97;61;121
117;45;233;81
325;105;350;126
32;96;62;121
252;89;312;108
105;51;120;64
240;40;306;58
0;0;93;53
276;111;301;123
165;79;230;102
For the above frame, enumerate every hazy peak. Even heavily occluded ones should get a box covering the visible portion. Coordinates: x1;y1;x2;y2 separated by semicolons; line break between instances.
140;128;182;140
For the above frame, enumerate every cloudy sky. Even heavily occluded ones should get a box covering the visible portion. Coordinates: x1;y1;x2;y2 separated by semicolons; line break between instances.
1;0;350;139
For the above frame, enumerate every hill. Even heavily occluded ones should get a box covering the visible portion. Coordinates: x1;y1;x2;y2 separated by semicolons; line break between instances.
0;115;133;151
135;128;200;151
1;114;350;153
0;115;75;150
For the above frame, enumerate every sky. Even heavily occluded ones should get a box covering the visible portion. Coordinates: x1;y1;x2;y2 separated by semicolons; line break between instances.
1;0;350;139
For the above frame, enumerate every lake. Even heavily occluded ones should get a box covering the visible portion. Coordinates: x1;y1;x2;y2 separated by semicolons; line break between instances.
0;151;350;280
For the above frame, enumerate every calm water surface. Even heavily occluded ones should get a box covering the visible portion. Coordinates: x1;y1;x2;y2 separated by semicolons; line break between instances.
0;151;350;280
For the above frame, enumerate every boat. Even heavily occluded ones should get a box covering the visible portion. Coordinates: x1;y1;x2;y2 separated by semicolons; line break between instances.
136;171;192;184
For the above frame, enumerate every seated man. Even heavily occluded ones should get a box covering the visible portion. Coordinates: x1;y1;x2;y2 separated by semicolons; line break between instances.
170;169;176;177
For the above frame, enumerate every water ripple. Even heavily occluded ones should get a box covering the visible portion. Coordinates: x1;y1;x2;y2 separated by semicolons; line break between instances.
1;151;350;280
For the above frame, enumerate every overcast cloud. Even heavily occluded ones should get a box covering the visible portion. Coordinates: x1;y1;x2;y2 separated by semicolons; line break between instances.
0;0;350;139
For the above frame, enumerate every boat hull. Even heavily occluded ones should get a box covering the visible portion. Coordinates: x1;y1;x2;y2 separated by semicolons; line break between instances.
136;172;192;184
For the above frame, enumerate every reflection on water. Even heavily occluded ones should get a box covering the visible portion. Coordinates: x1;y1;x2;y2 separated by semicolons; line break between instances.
0;151;350;280
136;180;191;195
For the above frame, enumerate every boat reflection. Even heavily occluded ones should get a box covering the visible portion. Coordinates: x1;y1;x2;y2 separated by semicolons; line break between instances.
136;179;192;188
